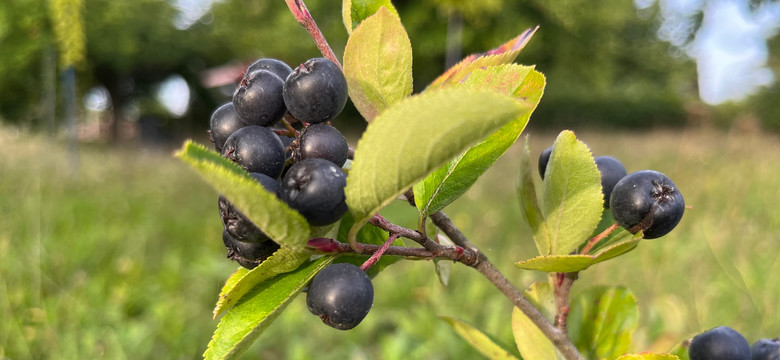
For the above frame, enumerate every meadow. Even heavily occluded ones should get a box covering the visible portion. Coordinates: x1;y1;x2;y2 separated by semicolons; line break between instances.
2;125;779;359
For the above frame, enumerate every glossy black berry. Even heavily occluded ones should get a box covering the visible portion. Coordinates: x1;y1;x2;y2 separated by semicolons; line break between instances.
233;70;286;127
209;102;244;153
594;156;627;208
282;158;348;226
306;263;374;330
689;326;751;360
219;173;281;243
222;125;286;178
538;146;552;179
299;124;349;167
222;230;279;270
752;338;780;360
246;58;293;80
283;58;348;124
609;170;684;239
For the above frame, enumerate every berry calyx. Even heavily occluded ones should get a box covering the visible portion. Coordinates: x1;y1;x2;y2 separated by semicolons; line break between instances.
689;326;751;360
306;263;374;330
282;158;348;226
609;170;684;239
283;58;348;124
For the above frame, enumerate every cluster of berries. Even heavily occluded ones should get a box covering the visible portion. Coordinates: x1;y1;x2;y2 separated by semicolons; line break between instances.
689;326;780;360
539;145;685;239
208;57;350;269
208;57;374;331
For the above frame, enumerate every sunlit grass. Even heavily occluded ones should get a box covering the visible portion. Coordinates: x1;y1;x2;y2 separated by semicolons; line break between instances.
1;126;778;359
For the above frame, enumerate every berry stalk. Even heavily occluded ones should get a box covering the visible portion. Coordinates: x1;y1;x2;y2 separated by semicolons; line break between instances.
284;0;342;69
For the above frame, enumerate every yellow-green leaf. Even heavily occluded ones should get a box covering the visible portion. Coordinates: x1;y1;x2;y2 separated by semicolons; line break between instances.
512;282;562;360
346;88;533;242
343;7;413;122
517;137;552;255
342;0;399;34
616;353;679;360
568;287;639;360
543;131;603;255
441;316;520;360
175;141;310;250
212;247;310;318
515;230;642;272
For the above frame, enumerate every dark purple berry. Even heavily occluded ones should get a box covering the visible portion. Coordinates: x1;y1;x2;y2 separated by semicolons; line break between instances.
538;146;552;179
752;338;780;360
209;102;243;153
306;263;373;330
610;170;685;239
222;230;279;270
283;58;348;124
219;173;281;243
594;156;627;208
247;58;293;80
222;125;286;178
282;158;348;226
233;70;286;127
689;326;750;360
299;124;349;167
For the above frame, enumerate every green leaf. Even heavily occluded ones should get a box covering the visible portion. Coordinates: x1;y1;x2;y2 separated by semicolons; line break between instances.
175;141;310;250
336;213;403;277
413;65;545;216
568;286;639;360
543;131;603;255
342;0;399;34
346;88;533;242
517;137;552;255
204;256;333;360
212;247;311;318
515;231;642;272
428;27;538;89
441;316;520;360
343;7;412;122
512;283;561;360
615;354;679;360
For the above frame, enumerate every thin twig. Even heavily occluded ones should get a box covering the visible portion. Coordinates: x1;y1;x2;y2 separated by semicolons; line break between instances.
284;0;342;68
553;272;578;332
431;211;585;360
306;237;473;263
361;233;399;271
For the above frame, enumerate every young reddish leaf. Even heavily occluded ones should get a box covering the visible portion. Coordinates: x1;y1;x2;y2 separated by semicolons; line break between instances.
428;27;538;89
343;7;413;122
413;65;545;217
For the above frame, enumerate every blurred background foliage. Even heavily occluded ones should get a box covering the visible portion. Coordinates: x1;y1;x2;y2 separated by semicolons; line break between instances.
1;0;778;139
2;1;780;359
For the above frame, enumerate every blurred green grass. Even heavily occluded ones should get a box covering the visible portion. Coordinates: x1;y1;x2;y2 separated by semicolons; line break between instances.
1;126;779;359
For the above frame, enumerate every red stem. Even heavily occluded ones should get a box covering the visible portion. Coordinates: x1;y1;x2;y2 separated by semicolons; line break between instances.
360;233;399;271
284;0;342;69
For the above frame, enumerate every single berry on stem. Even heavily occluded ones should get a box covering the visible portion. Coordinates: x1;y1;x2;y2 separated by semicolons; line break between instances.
282;158;348;226
610;170;684;239
298;123;349;167
689;326;750;360
222;125;286;178
538;146;552;179
233;69;287;127
594;156;627;208
283;58;348;124
246;58;293;80
306;263;374;330
222;230;280;270
209;102;244;153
